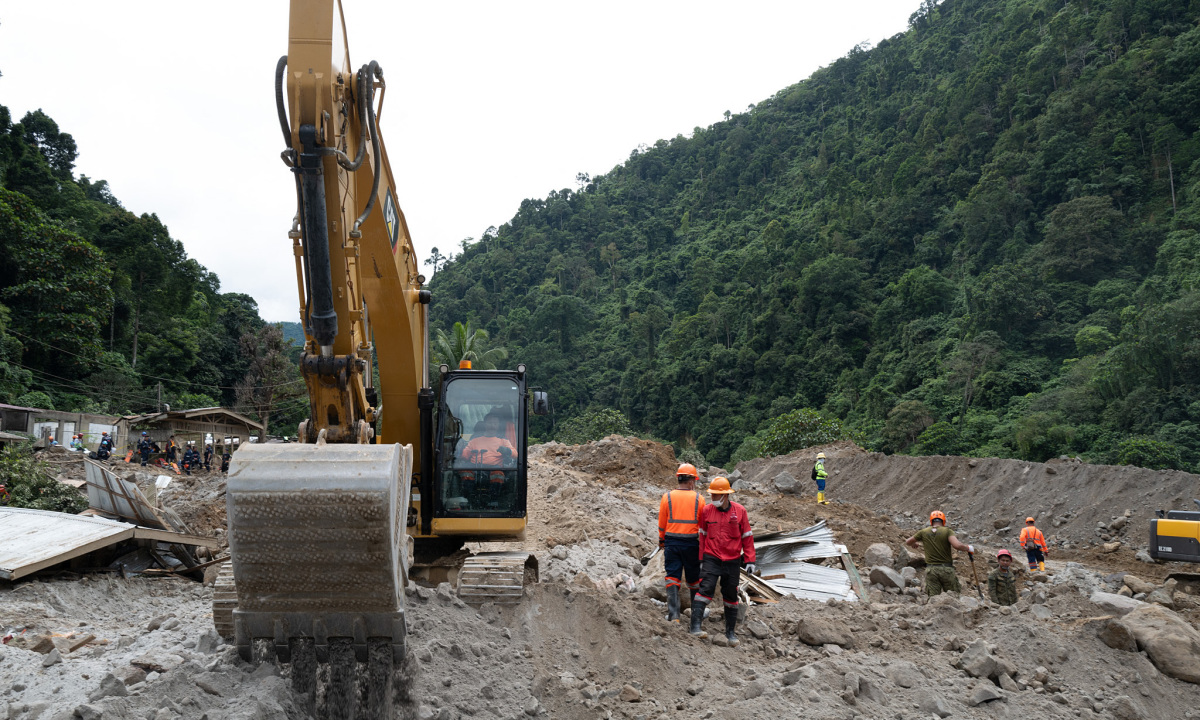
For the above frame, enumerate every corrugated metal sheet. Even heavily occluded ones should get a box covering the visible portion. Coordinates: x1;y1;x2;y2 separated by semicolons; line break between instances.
755;521;842;563
0;508;134;580
755;561;857;602
0;508;220;580
750;521;859;602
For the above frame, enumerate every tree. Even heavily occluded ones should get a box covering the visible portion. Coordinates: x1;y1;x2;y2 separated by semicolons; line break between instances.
555;408;633;445
947;332;1004;424
235;324;302;437
433;321;507;369
425;246;447;273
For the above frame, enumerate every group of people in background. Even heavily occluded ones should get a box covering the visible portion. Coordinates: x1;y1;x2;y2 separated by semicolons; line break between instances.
654;452;1056;654
135;433;235;474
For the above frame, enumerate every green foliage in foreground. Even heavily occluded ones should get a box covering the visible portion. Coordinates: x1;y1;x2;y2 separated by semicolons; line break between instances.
554;408;633;446
0;443;87;513
431;0;1200;471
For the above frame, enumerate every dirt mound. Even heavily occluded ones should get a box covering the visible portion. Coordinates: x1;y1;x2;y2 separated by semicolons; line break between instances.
735;443;1200;571
542;435;678;486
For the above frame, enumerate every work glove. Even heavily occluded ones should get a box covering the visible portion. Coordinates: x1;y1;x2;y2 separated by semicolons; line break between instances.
967;545;975;554
744;563;757;576
659;540;665;550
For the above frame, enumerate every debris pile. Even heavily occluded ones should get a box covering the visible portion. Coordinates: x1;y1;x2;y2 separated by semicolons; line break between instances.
5;435;1200;719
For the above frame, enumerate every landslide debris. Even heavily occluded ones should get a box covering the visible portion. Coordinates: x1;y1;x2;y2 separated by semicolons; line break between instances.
6;436;1200;719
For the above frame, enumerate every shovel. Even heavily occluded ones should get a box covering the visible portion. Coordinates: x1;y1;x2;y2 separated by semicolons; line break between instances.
967;551;985;600
640;546;661;566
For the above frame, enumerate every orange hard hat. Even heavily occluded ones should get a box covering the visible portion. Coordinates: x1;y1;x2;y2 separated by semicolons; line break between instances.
708;477;734;495
930;510;947;525
676;463;698;480
1025;517;1035;524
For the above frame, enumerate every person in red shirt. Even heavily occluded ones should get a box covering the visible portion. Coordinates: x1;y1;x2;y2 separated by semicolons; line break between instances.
691;477;756;647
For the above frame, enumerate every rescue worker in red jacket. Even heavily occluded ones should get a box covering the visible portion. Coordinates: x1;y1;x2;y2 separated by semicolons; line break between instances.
1020;517;1048;572
691;477;756;647
658;463;706;624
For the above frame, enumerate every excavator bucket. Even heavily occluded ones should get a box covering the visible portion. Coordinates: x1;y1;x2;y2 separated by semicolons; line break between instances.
226;442;412;664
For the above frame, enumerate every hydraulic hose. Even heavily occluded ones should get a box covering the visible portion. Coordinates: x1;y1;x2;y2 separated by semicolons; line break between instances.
276;55;314;335
352;61;384;234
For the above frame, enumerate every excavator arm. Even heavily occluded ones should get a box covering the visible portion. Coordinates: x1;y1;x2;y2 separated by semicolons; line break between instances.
282;0;429;452
222;2;427;702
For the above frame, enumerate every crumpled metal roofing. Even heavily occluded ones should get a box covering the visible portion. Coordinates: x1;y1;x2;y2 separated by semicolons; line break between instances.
752;521;859;602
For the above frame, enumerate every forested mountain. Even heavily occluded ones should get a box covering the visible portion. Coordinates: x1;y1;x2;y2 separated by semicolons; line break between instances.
429;0;1200;470
0;105;303;434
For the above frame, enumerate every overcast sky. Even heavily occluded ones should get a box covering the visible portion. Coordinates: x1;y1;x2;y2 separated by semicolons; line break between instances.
1;1;921;322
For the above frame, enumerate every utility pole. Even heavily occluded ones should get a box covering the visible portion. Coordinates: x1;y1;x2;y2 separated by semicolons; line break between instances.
157;383;163;412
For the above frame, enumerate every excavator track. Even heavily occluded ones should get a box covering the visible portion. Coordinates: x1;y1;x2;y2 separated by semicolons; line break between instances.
212;560;237;640
457;552;539;605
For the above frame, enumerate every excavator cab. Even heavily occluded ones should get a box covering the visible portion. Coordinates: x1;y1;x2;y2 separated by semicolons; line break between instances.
421;364;541;536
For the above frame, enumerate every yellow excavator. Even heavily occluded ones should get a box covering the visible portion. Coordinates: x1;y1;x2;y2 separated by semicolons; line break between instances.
216;0;546;704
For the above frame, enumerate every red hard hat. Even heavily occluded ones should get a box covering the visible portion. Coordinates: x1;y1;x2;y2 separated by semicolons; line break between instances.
930;510;947;525
997;549;1013;559
676;463;698;480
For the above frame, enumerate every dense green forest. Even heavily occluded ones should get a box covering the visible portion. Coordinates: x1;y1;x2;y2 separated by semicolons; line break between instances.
0;103;304;436
429;0;1200;470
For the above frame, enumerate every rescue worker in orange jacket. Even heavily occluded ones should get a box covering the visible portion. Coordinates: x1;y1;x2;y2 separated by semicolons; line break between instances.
1020;517;1048;572
658;463;706;624
691;477;756;647
461;415;517;468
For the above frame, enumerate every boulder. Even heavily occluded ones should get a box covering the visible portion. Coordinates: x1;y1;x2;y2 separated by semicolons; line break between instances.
1147;588;1175;609
900;566;917;584
958;639;997;679
795;616;854;648
1097;619;1137;652
1110;517;1128;531
1089;591;1143;616
772;471;800;494
1109;695;1147;720
88;673;129;702
1102;542;1122;553
1122;575;1154;595
868;566;904;589
885;661;923;689
864;543;894;568
1134;548;1155;563
969;685;1003;706
919;695;954;718
619;684;641;702
898;547;926;569
1121;604;1200;683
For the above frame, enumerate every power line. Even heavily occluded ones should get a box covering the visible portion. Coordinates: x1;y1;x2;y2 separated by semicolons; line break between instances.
8;328;306;391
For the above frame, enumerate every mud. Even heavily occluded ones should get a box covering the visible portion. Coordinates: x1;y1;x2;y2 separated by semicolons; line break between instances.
5;438;1200;719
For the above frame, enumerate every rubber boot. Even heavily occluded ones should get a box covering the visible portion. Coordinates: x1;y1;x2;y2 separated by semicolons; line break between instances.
724;610;740;648
666;586;681;623
689;600;708;638
1038;561;1045;572
818;491;828;505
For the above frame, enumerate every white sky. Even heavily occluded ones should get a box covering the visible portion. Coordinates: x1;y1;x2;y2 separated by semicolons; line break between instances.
0;1;921;322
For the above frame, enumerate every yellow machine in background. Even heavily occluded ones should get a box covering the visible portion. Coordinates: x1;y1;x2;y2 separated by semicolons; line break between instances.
220;1;545;711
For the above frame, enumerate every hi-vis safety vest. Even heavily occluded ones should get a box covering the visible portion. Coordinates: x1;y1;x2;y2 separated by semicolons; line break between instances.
1020;526;1047;551
658;489;705;542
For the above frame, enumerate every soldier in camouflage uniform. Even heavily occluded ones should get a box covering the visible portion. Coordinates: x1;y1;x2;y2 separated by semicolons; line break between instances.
987;549;1018;606
906;510;974;596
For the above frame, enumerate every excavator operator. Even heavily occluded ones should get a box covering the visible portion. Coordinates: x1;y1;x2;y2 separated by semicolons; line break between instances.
461;414;517;472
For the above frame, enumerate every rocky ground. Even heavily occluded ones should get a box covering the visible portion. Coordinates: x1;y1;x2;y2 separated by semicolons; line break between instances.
5;439;1200;719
